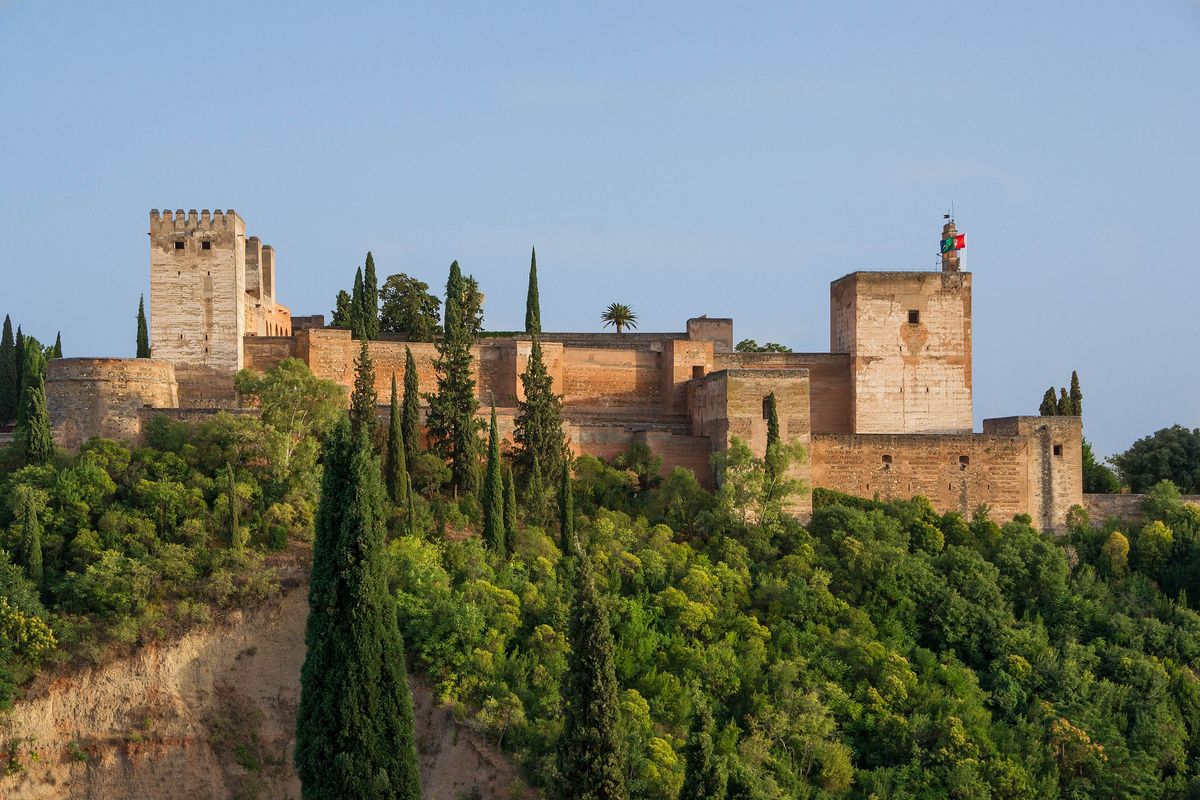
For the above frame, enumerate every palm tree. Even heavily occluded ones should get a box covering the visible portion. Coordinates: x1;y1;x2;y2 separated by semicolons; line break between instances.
601;303;638;334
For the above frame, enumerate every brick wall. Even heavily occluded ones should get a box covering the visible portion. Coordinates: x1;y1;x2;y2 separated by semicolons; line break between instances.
243;337;296;372
562;346;663;408
714;352;852;434
1083;493;1200;525
46;358;179;450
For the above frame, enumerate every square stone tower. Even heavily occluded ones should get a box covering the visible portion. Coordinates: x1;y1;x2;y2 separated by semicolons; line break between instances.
830;260;972;434
149;209;247;405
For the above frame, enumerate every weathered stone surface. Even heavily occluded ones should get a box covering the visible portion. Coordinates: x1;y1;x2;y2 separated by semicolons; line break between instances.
46;358;178;450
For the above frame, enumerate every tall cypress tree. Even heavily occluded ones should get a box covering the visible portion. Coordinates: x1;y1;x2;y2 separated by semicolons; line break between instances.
425;261;481;494
401;347;421;465
482;403;506;552
136;295;151;358
385;374;409;506
227;463;245;551
50;333;62;359
680;701;726;800
20;380;53;466
1039;387;1058;417
351;267;366;340
14;327;25;402
18;490;43;591
0;315;16;421
765;392;780;449
514;338;566;481
525;246;541;335
295;418;421;799
556;539;626;800
503;464;518;551
350;339;378;438
559;460;574;554
1057;387;1071;417
363;252;380;340
1069;371;1083;416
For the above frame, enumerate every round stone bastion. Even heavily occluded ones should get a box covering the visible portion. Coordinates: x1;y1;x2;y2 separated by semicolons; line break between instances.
46;358;179;450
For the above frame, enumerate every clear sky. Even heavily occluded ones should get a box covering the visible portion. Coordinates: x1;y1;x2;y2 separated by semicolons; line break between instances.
1;1;1197;457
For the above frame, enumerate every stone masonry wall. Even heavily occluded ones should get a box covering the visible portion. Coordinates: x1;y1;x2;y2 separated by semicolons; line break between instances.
714;352;852;434
46;358;178;450
243;337;295;372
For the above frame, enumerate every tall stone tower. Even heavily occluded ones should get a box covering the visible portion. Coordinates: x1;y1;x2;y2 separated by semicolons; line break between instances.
829;222;972;434
149;209;246;406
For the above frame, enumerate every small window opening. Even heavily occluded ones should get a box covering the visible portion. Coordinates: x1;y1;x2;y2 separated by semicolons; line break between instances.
907;309;920;324
201;241;211;250
959;455;970;469
174;240;184;250
692;365;705;380
1053;444;1063;457
881;454;892;469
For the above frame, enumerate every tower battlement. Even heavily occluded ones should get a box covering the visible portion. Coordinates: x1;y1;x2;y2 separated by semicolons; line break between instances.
150;208;242;230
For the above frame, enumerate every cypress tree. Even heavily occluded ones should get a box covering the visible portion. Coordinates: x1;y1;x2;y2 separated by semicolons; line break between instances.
20;381;53;466
482;403;506;552
406;474;418;536
1057;387;1071;416
363;252;380;340
1039;387;1058;417
526;453;551;529
385;374;409;506
525;246;541;335
401;347;421;465
50;332;62;359
14;327;25;401
227;463;245;551
350;339;378;438
556;539;626;800
136;295;151;357
425;261;481;494
514;338;566;481
764;392;780;449
680;701;726;800
18;490;43;591
1069;370;1083;416
331;290;353;328
295;418;421;799
0;315;15;421
351;267;366;340
503;463;518;549
559;460;574;554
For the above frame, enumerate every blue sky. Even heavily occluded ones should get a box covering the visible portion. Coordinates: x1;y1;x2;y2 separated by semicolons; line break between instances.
1;1;1197;457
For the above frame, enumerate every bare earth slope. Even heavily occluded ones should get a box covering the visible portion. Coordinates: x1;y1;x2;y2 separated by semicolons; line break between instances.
0;579;533;800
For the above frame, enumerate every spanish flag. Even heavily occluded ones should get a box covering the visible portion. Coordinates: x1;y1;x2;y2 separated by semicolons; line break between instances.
941;233;966;253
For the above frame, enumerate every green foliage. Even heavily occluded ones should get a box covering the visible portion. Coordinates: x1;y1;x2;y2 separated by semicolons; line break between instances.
136;296;150;358
600;303;638;334
1112;425;1200;493
14;487;43;591
18;381;53;466
1082;439;1121;493
295;418;421;798
401;347;421;466
0;315;16;421
764;392;779;451
559;461;574;555
380;273;441;342
350;267;366;340
363;252;380;340
734;339;790;353
385;375;409;508
1057;386;1071;415
350;340;377;439
331;290;353;328
680;701;726;799
1070;370;1083;416
482;404;505;553
503;464;518;548
513;338;566;482
525;247;541;335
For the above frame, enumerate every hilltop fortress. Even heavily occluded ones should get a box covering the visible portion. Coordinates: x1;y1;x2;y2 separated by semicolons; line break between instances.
45;209;1083;530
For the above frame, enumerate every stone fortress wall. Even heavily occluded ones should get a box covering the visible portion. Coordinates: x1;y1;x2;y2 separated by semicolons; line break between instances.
45;358;178;451
47;214;1088;529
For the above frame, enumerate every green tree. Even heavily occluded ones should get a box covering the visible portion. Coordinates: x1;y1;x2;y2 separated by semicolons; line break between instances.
525;246;541;335
1039;387;1058;416
1069;370;1083;416
0;315;16;421
14;326;25;403
503;464;518;548
1101;530;1130;579
16;487;44;591
680;701;726;800
136;295;150;358
50;332;62;359
734;339;790;353
764;392;780;450
514;338;566;481
235;358;344;474
295;418;421;799
559;460;574;554
226;463;245;551
20;380;53;466
380;274;441;341
350;340;378;438
363;252;380;340
462;275;485;340
556;540;627;800
1112;425;1200;493
350;266;366;340
1057;387;1071;416
600;303;638;334
1082;439;1120;493
401;347;421;465
425;261;481;494
482;403;505;552
385;374;409;507
331;290;353;328
526;454;551;529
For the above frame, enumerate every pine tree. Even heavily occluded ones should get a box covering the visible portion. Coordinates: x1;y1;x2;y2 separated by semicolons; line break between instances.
401;347;421;465
514;338;566;481
350;339;378;438
1069;371;1083;417
482;403;506;552
20;381;53;466
559;460;574;554
765;392;780;449
295;418;422;799
136;295;151;357
503;464;518;551
0;315;16;421
17;490;43;591
385;374;409;506
680;701;726;800
1040;387;1058;417
556;539;626;800
351;267;366;340
363;252;380;340
525;246;541;335
1057;387;1071;416
226;463;245;551
425;261;481;494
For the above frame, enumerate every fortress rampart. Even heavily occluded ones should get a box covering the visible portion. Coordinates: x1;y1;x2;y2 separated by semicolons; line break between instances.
46;358;178;450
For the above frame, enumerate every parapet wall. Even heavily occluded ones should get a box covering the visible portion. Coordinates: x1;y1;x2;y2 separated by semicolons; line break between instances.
1082;493;1200;526
46;358;178;450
